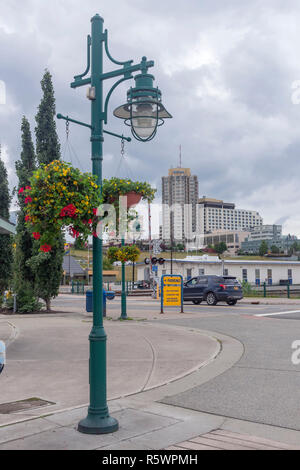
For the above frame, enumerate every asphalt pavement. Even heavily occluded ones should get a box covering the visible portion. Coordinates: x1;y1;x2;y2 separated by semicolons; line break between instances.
160;312;300;430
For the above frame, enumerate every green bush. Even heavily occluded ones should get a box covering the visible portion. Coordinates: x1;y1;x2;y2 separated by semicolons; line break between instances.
242;280;254;296
12;283;43;313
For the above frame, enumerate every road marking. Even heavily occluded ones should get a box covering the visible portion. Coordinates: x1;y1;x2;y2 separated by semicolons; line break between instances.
255;310;300;317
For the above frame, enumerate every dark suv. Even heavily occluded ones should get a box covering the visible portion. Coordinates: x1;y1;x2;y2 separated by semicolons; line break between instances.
183;275;243;306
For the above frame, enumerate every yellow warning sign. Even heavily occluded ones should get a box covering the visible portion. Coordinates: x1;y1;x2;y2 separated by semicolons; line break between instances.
163;276;182;286
163;286;181;306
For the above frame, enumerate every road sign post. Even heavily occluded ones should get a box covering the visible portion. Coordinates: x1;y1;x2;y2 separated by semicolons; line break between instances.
160;275;184;314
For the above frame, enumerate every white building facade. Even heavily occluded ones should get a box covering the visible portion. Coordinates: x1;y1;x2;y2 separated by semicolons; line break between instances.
197;197;263;234
138;256;300;285
162;168;198;242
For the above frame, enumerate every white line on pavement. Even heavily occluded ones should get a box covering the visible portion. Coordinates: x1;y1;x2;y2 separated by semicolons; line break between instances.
255;310;300;317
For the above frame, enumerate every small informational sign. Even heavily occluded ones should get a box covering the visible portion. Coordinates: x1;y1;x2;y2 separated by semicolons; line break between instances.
152;265;158;274
64;243;70;255
161;275;183;314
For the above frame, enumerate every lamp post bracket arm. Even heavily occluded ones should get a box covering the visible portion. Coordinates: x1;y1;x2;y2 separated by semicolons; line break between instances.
57;114;93;130
99;59;154;82
73;35;91;81
70;76;91;89
104;76;133;124
104;30;134;67
103;129;131;142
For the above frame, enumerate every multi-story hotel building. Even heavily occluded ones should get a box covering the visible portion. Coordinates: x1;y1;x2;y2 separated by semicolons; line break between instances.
197;197;263;234
162;168;198;242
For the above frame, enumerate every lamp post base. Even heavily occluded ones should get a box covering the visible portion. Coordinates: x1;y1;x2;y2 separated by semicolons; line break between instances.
78;414;119;435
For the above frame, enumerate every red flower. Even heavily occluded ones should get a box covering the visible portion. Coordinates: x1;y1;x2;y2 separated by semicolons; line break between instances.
69;227;80;239
33;232;41;240
25;196;32;204
18;187;24;195
25;215;31;222
40;244;52;253
25;186;32;191
88;219;93;224
60;204;77;218
92;231;98;238
93;208;97;216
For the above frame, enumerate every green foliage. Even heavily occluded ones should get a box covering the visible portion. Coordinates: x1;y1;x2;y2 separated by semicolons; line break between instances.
8;281;43;313
0;154;13;296
35;70;61;165
0;235;13;295
102;177;156;204
242;280;254;296
176;243;185;251
16;117;36;190
0;155;11;220
13;117;38;312
259;240;268;256
271;245;280;254
27;240;64;310
103;256;113;271
25;160;102;247
107;245;141;263
214;242;228;254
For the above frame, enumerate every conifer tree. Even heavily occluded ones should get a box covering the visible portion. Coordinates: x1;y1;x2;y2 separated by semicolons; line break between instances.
33;70;64;311
0;147;13;296
35;69;61;165
13;117;40;312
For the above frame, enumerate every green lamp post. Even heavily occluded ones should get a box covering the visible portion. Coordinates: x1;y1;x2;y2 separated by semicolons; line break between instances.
57;14;171;435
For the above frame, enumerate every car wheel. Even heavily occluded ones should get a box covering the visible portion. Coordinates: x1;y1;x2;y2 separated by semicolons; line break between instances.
206;292;217;306
227;300;237;306
192;300;202;305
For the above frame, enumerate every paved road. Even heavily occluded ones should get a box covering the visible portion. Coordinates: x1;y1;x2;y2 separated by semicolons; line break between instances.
160;307;300;430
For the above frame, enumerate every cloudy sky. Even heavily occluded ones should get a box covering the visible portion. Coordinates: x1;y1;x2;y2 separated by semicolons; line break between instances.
1;0;300;236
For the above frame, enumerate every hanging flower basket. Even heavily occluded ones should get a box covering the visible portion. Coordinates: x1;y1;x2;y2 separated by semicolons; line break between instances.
107;245;140;264
23;160;102;252
102;178;156;207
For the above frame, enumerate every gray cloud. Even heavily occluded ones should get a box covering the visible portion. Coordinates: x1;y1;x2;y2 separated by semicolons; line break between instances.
1;0;300;235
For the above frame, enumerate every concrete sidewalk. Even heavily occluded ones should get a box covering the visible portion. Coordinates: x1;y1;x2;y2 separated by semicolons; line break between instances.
0;320;299;450
0;315;219;427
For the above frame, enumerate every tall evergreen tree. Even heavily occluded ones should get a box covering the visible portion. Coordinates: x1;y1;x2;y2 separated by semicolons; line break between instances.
35;69;61;164
33;69;64;311
13;117;39;311
0;147;13;296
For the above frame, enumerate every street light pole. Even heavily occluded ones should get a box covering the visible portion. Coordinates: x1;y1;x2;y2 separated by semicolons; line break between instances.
57;13;171;435
78;14;118;435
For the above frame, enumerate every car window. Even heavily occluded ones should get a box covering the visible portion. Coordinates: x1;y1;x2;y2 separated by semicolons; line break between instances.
224;278;239;285
197;277;208;284
186;278;198;286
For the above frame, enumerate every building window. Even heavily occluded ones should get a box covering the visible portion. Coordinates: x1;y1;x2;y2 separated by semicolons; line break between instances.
199;268;205;275
187;269;192;279
267;269;272;285
288;269;292;283
224;269;229;276
242;269;248;282
255;269;260;286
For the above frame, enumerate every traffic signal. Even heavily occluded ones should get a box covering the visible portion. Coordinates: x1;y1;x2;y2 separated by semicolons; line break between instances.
144;257;165;265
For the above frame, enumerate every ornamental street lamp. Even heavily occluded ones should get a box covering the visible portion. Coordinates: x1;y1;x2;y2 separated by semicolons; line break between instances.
114;69;172;141
57;14;171;435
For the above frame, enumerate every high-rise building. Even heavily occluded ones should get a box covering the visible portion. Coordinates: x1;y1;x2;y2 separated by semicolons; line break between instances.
197;197;263;233
162;168;198;242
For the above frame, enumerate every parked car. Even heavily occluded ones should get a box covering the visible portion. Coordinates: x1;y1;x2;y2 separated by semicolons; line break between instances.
183;275;243;306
